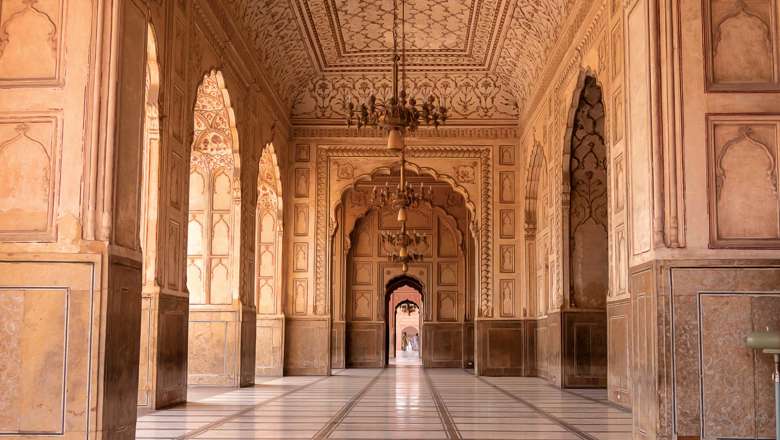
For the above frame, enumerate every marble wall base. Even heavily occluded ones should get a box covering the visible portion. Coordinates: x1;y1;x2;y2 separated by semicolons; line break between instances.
239;308;256;386
535;310;609;389
0;256;146;440
188;303;252;387
285;317;330;375
630;260;780;440
536;312;563;386
346;321;384;368
138;292;188;409
423;322;464;368
463;321;475;369
562;310;607;388
256;315;284;376
476;320;536;376
331;320;345;369
607;298;631;408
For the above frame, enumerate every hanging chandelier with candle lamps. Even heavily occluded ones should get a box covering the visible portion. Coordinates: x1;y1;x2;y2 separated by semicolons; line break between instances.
370;147;431;273
346;0;448;151
350;0;446;273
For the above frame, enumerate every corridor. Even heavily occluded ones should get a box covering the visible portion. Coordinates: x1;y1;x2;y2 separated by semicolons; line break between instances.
135;368;632;440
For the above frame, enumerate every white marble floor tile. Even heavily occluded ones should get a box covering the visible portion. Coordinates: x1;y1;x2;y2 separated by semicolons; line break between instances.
135;367;634;439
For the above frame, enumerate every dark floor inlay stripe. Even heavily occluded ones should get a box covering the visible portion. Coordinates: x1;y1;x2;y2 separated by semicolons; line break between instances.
476;376;599;440
175;376;331;440
311;369;385;440
423;368;462;440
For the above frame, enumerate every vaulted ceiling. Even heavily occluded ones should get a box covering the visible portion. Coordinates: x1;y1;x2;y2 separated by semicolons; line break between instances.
223;0;585;125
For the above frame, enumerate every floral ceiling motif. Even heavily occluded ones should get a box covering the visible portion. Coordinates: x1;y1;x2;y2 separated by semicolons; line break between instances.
222;0;584;123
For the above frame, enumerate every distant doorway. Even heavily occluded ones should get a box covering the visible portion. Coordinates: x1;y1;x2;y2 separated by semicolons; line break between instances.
386;276;423;367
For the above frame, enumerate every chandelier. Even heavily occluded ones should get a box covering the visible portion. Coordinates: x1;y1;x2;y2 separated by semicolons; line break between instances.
370;148;431;273
346;0;448;150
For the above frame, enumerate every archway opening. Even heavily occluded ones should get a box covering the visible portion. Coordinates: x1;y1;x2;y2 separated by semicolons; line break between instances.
336;167;474;369
137;23;161;409
185;70;242;386
255;144;284;377
386;278;423;367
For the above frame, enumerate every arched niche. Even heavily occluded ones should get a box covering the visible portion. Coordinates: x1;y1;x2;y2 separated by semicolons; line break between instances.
524;142;550;318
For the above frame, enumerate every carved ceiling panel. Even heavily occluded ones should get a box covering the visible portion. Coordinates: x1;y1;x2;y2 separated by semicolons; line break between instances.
222;0;585;122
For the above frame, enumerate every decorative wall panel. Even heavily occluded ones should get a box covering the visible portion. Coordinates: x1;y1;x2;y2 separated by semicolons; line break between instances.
704;0;780;91
499;171;515;203
293;279;307;315
293;242;308;272
0;263;93;436
499;209;515;239
294;204;309;236
626;0;653;256
707;115;780;247
0;115;59;241
0;0;65;85
294;168;309;198
499;145;515;165
499;244;515;273
499;279;514;317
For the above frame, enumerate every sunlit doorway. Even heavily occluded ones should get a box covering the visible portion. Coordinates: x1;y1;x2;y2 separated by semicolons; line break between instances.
386;278;423;366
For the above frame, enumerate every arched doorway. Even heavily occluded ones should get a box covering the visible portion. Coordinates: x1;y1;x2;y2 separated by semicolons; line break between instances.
185;70;243;386
386;276;423;366
337;168;473;369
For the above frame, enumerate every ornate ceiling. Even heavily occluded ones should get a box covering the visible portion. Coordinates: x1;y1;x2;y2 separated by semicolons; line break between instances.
223;0;584;125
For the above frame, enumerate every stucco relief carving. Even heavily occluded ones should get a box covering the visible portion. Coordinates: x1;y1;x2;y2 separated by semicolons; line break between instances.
294;73;518;122
499;171;515;203
220;0;314;108
705;0;779;90
295;144;311;162
294;168;310;198
294;204;309;236
220;0;593;120
293;242;308;272
499;145;515;165
610;22;623;81
293;279;308;315
499;209;514;239
0;0;61;83
499;244;515;273
453;163;477;184
499;279;514;317
709;118;780;246
0;119;57;240
567;77;608;309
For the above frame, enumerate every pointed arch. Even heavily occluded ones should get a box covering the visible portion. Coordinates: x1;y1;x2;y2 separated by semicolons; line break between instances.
524;142;547;234
187;69;241;305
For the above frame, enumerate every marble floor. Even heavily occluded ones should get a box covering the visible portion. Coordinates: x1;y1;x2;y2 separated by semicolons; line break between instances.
136;368;632;439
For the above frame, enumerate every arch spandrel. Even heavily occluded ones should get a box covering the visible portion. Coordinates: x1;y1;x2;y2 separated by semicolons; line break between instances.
327;157;480;234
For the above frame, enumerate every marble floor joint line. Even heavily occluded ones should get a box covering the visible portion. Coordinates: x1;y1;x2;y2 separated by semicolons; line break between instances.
476;376;599;440
422;368;462;440
311;369;386;440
